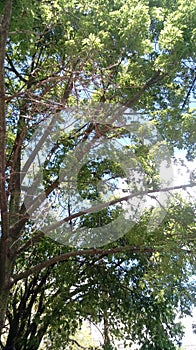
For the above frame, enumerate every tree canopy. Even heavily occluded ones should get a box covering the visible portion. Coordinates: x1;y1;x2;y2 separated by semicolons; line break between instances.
0;0;195;349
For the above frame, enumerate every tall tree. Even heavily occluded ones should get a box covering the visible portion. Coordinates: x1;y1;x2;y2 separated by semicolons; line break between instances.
0;0;195;348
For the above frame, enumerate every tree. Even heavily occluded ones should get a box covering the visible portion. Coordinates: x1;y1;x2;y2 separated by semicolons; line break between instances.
0;0;195;349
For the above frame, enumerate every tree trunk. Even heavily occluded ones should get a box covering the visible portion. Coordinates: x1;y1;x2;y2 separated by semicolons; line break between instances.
0;285;10;337
0;0;12;338
0;249;13;337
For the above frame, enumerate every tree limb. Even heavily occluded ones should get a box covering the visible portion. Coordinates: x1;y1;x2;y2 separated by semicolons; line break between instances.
11;245;154;286
125;70;165;107
41;182;196;235
6;54;27;83
10;182;196;256
69;338;87;349
181;75;196;110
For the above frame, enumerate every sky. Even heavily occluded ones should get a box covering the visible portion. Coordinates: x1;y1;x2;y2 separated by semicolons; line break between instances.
181;308;196;349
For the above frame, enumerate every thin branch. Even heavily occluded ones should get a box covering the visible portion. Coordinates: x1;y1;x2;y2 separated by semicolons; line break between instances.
68;338;87;349
147;194;168;212
86;317;104;338
6;53;27;83
14;231;44;256
181;75;196;110
125;70;165;107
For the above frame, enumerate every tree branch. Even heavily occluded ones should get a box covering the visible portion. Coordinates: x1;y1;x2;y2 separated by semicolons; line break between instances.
10;182;196;256
42;182;196;235
181;75;196;110
11;246;154;285
125;70;164;107
11;234;194;286
6;54;27;83
68;338;87;349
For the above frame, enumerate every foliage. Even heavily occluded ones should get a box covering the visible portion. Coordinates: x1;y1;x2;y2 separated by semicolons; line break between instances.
0;0;195;349
4;200;195;349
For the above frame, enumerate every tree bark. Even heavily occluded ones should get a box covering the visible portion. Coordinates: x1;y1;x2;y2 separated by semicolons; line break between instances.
0;0;12;336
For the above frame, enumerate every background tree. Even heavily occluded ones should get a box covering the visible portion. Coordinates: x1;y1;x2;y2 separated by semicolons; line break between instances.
0;0;195;349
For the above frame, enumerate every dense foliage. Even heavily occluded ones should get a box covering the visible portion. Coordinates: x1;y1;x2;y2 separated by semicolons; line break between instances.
0;0;195;349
